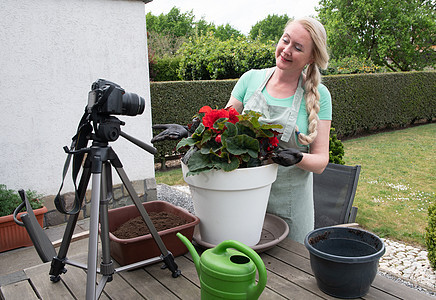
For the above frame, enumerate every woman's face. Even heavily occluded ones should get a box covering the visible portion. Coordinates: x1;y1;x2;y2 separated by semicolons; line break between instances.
275;22;314;73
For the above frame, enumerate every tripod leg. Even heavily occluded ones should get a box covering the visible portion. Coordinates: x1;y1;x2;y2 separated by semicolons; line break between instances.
50;163;92;282
99;162;114;279
115;166;181;278
86;172;102;300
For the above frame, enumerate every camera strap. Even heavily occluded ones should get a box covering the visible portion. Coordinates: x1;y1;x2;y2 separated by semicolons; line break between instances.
54;111;92;215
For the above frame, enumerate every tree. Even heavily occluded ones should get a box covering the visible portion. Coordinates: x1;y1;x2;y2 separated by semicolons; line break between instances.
146;7;195;38
177;34;275;80
249;14;291;43
146;7;242;58
317;0;436;71
214;24;244;41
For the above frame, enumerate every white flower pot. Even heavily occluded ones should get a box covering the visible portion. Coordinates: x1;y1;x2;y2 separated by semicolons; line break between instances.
182;163;278;246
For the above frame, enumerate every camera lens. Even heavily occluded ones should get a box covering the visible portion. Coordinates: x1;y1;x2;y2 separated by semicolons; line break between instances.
122;92;145;116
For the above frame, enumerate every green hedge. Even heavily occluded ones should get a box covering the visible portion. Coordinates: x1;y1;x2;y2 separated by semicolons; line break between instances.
323;72;436;137
150;71;435;160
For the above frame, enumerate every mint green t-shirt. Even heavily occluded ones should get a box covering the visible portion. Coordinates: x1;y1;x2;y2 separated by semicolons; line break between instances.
231;69;332;136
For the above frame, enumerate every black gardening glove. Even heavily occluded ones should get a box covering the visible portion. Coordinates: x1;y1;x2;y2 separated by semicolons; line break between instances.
151;118;201;143
151;124;189;143
272;148;303;166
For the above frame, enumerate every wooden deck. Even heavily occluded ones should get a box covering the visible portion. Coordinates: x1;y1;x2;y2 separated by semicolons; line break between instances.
1;238;433;299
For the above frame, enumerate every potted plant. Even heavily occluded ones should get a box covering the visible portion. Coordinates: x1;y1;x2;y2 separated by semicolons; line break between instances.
0;184;46;252
177;106;283;246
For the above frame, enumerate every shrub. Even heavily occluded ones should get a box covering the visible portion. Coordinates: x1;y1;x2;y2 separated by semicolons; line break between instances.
323;55;383;75
426;201;436;269
329;128;345;165
177;33;275;80
150;56;183;81
0;184;43;217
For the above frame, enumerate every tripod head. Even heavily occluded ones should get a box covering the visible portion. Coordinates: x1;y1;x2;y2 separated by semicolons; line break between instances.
68;79;156;153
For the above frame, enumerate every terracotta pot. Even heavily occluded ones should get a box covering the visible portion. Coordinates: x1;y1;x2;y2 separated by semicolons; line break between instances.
107;200;199;266
0;206;47;252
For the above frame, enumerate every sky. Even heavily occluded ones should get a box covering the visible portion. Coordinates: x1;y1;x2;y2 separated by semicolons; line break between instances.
145;0;320;35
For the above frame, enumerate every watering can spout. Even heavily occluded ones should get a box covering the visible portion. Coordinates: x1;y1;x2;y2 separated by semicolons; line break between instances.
176;232;201;276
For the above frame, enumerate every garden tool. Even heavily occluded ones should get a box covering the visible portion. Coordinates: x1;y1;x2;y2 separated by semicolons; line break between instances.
177;233;267;299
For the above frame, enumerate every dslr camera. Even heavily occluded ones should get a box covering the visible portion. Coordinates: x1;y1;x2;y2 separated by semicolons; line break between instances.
87;79;145;116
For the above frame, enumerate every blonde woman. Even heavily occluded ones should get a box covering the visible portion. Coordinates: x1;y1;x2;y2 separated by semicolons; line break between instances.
226;17;331;243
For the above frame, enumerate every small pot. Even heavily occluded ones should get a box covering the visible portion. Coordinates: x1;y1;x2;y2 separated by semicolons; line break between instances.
304;227;385;299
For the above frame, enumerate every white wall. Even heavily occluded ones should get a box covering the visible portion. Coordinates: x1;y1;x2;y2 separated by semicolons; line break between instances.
0;0;155;195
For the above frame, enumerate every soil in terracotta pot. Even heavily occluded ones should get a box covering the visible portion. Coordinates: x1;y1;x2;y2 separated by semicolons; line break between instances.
112;212;188;239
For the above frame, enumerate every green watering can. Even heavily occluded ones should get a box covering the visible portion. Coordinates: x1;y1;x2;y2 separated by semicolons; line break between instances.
177;233;267;299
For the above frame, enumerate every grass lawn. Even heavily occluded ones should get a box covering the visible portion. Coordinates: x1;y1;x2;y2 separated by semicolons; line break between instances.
343;123;435;247
155;123;435;247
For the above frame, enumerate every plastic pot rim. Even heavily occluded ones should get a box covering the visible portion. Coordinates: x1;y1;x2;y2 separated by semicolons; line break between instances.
304;226;386;264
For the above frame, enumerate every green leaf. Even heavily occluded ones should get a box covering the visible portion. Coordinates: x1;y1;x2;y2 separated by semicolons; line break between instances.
215;156;240;172
226;135;259;158
176;137;197;150
187;150;213;171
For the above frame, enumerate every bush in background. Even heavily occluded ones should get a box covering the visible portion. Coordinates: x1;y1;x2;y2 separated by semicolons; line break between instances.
0;184;43;217
329;128;345;165
177;33;275;80
150;56;182;82
323;55;384;75
426;201;436;269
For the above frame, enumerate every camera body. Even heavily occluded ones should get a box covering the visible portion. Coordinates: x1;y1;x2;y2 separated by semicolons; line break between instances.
88;79;145;116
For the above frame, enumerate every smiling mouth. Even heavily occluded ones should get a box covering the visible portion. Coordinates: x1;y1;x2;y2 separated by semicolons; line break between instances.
280;54;292;62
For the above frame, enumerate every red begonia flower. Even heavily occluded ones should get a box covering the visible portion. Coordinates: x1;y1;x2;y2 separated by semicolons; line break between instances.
199;106;212;113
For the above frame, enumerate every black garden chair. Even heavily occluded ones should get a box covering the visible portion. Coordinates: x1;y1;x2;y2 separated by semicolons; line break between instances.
313;163;361;229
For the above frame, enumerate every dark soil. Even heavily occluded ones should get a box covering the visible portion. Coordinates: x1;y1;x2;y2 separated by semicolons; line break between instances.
112;211;188;239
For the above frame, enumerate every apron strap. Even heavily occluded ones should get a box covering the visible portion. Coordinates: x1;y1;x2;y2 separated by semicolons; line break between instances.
280;74;304;143
257;67;276;92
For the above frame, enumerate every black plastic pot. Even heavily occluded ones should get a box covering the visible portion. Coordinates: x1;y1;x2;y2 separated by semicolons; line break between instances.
304;227;385;299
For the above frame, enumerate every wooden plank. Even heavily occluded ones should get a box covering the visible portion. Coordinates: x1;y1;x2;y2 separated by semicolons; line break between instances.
52;231;90;248
99;273;141;300
176;255;201;286
145;259;200;299
118;267;178;300
262;253;338;300
261;270;326;300
370;275;436;300
0;280;38;299
58;262;108;300
275;238;310;258
24;263;74;299
59;264;88;299
259;285;291;299
0;270;28;287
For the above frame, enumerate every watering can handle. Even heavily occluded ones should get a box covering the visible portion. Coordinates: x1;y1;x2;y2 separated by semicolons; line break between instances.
215;240;267;299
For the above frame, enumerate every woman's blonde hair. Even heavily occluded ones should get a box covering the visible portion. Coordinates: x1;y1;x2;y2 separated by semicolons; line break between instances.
287;17;329;145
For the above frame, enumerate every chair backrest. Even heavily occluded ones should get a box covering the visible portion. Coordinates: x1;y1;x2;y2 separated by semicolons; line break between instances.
313;163;361;229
